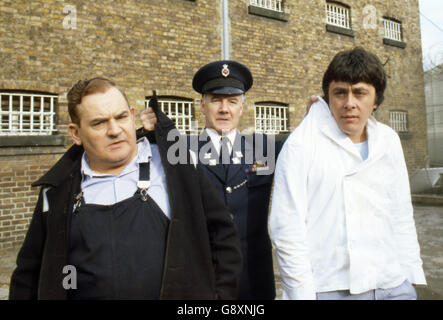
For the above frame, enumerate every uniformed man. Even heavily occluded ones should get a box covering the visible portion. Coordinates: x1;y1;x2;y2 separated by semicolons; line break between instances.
142;61;282;300
9;77;242;300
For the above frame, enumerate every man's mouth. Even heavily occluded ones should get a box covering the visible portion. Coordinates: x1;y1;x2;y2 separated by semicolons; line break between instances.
109;140;125;147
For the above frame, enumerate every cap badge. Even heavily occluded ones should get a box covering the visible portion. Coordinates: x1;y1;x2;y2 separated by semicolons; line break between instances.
221;64;230;77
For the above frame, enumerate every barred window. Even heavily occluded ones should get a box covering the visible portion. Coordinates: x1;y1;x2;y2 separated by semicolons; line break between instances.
325;2;351;29
383;18;402;42
0;91;57;136
249;0;283;12
254;104;289;134
145;97;195;134
389;110;408;132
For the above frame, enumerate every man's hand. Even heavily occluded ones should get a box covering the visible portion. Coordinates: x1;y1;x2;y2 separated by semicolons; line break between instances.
140;107;157;131
306;95;319;114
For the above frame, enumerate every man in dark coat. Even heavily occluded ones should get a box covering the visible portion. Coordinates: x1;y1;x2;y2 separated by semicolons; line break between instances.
9;77;242;300
142;61;284;299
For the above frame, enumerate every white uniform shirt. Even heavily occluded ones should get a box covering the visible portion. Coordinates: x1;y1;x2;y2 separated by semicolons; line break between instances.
269;98;426;300
205;128;237;156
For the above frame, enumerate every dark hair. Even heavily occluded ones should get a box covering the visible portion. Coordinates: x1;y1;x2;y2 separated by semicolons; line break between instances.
67;77;129;125
322;47;387;106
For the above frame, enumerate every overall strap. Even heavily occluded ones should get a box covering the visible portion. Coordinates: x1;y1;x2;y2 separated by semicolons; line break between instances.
137;162;151;201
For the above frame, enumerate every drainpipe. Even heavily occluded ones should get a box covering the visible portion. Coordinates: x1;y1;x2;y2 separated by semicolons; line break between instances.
222;0;230;60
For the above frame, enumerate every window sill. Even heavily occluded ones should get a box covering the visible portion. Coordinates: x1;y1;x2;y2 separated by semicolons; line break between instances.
0;135;68;147
383;38;406;49
398;131;412;140
325;24;354;38
248;5;289;22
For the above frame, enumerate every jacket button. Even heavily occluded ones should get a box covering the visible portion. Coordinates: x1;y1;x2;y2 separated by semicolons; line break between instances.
226;186;232;194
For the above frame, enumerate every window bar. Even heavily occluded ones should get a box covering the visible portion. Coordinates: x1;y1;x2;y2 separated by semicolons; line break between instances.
346;8;349;28
40;96;44;133
19;95;23;132
8;94;12;131
175;102;179;130
283;107;287;131
30;95;34;133
50;97;54;133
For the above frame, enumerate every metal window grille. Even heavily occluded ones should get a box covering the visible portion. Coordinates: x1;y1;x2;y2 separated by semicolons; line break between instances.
389;111;408;132
254;105;288;134
384;18;402;42
250;0;283;12
325;2;351;29
146;98;194;134
0;92;57;135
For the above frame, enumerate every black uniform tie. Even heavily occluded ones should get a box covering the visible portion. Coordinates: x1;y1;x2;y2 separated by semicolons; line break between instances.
220;136;231;178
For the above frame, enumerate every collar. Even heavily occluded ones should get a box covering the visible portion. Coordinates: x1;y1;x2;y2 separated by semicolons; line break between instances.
81;137;152;178
313;97;383;162
205;128;237;153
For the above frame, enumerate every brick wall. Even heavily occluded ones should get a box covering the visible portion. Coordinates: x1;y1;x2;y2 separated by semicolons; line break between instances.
0;0;428;249
0;149;65;250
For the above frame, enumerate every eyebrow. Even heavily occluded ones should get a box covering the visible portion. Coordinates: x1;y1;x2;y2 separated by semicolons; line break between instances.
89;110;129;124
352;87;369;92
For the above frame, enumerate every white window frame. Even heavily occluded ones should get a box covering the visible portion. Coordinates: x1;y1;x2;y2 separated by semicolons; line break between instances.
249;0;283;13
389;110;408;132
0;92;57;136
146;97;194;134
383;18;402;42
325;2;351;29
254;104;289;134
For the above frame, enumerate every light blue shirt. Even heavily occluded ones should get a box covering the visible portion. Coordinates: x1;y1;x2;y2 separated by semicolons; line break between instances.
80;137;171;218
354;140;369;161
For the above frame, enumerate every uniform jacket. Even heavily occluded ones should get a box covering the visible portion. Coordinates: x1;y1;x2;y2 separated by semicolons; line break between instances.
189;130;284;299
9;111;242;300
269;98;426;299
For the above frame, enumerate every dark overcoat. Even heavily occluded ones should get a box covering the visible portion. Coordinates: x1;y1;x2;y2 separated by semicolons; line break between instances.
190;131;284;299
9;111;242;300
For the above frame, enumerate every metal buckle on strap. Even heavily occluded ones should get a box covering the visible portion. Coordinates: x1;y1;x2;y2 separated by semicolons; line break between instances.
139;187;149;202
74;191;84;212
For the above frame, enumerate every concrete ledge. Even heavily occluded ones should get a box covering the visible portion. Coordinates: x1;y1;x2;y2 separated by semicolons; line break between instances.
383;38;407;49
412;194;443;206
248;5;289;22
0;135;67;147
325;24;354;38
398;131;412;140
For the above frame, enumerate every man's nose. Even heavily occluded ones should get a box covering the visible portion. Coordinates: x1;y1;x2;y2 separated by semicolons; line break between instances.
219;99;229;112
107;119;122;136
344;94;357;109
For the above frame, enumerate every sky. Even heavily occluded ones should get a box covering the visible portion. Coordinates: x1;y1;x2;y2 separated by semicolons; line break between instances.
419;0;443;71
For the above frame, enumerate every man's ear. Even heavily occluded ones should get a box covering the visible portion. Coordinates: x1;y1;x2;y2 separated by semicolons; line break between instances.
200;97;206;115
67;123;82;146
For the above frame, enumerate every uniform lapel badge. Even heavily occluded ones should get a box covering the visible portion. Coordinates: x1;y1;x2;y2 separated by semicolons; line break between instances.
235;151;243;158
222;64;230;77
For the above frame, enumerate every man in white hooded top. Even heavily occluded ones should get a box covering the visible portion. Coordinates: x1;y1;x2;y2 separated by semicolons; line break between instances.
269;47;426;300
